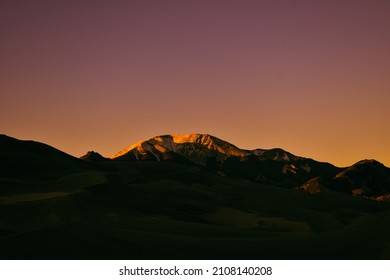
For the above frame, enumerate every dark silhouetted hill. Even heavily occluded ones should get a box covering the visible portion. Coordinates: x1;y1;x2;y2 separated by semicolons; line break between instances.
80;151;108;162
301;160;390;200
0;134;86;179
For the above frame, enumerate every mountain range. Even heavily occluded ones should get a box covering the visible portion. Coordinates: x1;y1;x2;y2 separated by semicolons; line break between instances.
1;133;390;259
83;133;390;202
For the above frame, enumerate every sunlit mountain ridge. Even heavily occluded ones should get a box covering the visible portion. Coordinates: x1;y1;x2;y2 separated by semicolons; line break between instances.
110;133;302;163
103;133;390;201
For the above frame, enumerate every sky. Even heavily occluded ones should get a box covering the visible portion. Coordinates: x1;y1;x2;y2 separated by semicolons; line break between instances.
1;0;389;167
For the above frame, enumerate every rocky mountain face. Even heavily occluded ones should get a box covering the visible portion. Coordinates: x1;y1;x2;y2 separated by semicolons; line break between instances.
110;133;390;201
110;134;248;164
110;133;302;163
110;133;340;186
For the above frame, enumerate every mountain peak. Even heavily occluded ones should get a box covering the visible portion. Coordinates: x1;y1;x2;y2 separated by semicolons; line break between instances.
80;151;107;162
110;133;247;162
109;133;303;167
151;133;215;147
354;159;383;166
164;133;211;143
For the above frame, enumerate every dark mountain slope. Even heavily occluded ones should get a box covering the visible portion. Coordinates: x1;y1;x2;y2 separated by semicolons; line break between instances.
301;160;390;200
221;156;341;187
0;134;87;179
332;160;390;196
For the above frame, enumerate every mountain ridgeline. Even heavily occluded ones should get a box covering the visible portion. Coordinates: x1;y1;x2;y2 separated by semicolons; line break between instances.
1;133;389;201
103;133;390;201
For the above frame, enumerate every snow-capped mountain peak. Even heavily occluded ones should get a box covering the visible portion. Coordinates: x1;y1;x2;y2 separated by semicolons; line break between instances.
110;133;300;165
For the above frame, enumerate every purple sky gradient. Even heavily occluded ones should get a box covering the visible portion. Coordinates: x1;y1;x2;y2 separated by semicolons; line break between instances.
1;0;389;166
